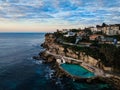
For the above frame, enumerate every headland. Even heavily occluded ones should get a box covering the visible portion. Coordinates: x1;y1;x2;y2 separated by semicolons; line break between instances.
34;23;120;89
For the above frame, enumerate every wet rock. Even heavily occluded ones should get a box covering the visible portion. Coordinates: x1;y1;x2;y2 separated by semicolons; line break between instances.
32;56;41;60
47;55;56;63
105;77;120;90
41;43;44;47
39;51;56;63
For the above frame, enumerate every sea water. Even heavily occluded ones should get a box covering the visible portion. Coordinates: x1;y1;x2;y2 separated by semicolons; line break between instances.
0;33;113;90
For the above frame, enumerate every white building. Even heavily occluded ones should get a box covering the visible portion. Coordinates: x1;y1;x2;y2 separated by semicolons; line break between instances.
102;25;120;35
89;27;98;32
64;31;75;37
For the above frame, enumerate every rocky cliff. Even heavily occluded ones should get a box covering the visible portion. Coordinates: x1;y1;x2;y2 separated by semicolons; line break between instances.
38;33;120;90
41;33;102;68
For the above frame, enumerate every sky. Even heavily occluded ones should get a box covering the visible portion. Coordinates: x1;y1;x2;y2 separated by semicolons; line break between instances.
0;0;120;32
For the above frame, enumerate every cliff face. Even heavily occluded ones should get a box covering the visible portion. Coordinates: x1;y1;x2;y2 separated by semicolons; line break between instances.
42;33;56;48
42;33;101;67
40;33;120;89
42;33;114;72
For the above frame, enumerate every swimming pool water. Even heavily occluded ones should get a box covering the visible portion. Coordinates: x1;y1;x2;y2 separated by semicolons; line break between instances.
61;64;95;78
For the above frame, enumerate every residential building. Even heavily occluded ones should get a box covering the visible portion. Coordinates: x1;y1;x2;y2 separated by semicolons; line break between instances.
102;24;120;35
96;26;103;32
89;34;104;41
89;27;97;32
77;31;87;36
64;31;75;37
62;29;69;33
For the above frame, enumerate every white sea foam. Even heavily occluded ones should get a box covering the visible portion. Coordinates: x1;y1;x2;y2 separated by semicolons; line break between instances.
34;60;43;64
45;67;55;79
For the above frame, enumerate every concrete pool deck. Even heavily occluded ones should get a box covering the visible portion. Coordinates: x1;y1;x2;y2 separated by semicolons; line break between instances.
46;51;113;78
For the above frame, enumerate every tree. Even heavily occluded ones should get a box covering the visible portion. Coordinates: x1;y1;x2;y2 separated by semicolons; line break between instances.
102;23;107;27
113;46;120;72
96;25;101;28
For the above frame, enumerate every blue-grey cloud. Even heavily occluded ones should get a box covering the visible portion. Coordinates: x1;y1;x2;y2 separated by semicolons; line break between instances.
0;0;120;25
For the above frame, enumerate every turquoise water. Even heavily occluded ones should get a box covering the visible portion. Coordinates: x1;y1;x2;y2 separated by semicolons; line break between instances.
61;64;95;78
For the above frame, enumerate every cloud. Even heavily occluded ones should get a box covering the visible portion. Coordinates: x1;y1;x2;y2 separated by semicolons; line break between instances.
0;0;120;27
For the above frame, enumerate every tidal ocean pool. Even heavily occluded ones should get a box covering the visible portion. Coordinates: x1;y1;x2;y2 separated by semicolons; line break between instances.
61;64;95;78
0;33;113;90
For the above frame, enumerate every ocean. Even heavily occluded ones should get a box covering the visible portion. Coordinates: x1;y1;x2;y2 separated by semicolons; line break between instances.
0;33;112;90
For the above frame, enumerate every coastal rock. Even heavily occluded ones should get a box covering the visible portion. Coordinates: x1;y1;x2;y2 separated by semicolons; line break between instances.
106;77;120;90
39;51;56;63
38;33;120;90
40;43;44;47
32;56;41;60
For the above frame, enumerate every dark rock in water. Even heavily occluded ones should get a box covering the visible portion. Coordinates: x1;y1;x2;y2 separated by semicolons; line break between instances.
39;52;44;56
41;43;44;47
46;55;56;63
40;43;49;48
39;51;56;63
39;51;47;59
32;56;41;60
